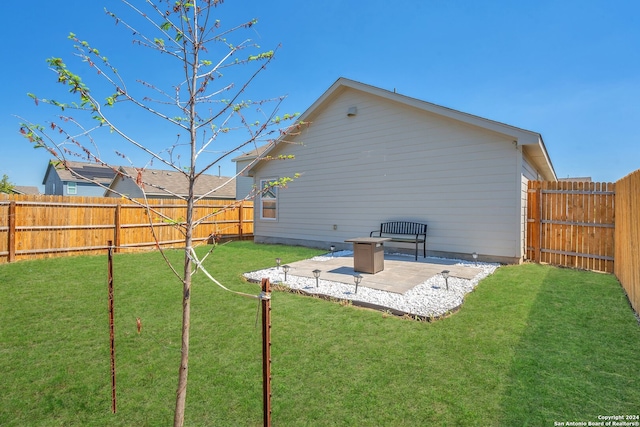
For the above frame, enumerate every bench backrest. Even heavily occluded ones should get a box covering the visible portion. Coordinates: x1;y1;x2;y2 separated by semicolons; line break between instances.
380;221;427;236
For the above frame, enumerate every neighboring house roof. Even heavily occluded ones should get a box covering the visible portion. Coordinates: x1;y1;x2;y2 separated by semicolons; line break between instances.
11;186;40;195
42;160;117;185
251;77;557;181
231;144;270;163
559;177;592;182
108;167;236;199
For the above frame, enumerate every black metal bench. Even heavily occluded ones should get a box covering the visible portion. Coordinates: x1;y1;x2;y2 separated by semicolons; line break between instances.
369;221;427;260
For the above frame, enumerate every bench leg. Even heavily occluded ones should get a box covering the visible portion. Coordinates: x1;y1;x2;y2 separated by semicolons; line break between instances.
423;239;426;258
414;241;418;261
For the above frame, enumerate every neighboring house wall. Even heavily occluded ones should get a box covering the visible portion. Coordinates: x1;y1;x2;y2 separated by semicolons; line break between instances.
68;181;108;197
106;174;142;198
250;80;556;264
43;173;100;196
44;179;104;196
232;145;270;200
42;161;117;196
43;172;63;195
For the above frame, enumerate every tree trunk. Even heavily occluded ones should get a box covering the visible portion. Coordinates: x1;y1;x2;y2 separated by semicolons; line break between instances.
173;239;192;427
174;194;195;427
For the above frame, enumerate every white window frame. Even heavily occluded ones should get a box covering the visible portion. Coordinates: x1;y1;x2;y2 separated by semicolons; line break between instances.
67;182;77;195
259;178;278;220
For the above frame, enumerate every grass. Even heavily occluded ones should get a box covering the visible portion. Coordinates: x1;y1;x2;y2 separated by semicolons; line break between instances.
1;241;639;426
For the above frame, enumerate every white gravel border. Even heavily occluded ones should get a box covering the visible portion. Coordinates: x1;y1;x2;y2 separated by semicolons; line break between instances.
244;251;499;319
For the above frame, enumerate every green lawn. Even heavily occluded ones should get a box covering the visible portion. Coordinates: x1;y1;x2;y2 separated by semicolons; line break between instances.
1;241;639;426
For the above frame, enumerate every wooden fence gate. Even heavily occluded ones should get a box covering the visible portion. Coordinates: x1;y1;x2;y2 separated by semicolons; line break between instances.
526;181;615;273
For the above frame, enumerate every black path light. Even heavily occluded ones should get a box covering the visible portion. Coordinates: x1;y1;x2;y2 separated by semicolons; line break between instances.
282;265;290;282
472;252;478;266
441;270;450;291
353;274;363;294
312;269;321;287
275;257;281;270
330;245;336;258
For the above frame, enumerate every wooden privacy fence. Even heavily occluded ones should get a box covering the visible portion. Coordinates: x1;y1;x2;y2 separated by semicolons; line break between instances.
526;180;615;273
0;194;253;264
527;174;640;316
614;170;640;315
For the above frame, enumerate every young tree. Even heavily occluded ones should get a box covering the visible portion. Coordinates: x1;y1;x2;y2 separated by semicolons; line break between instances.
0;174;15;193
19;1;303;425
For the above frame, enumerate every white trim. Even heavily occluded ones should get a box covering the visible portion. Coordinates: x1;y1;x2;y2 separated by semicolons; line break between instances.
259;178;278;221
67;182;77;195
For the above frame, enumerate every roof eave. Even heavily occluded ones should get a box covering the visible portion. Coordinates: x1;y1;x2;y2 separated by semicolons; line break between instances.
249;77;558;181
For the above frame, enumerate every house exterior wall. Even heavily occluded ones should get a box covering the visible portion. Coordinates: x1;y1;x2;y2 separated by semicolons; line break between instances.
235;158;255;200
42;162;118;197
105;176;143;198
253;88;534;263
43;169;109;196
44;179;106;196
72;182;109;197
43;173;63;195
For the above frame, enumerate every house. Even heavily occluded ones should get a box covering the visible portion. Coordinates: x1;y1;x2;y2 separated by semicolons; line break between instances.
104;166;236;200
559;176;592;182
42;160;117;196
247;78;557;264
232;144;270;199
11;186;41;195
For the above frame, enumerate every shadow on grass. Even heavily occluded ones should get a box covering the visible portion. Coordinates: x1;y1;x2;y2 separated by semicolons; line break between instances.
499;266;640;426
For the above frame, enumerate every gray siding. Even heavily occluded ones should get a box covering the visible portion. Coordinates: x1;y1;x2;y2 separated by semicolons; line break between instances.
235;158;255;200
106;176;144;198
73;182;108;196
254;88;527;262
43;173;63;195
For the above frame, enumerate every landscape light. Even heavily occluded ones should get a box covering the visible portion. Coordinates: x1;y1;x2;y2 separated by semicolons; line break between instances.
441;270;450;291
353;274;363;294
275;258;281;270
312;269;321;287
282;265;290;282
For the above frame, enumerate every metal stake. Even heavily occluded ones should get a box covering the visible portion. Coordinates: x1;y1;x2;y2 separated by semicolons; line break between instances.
107;241;117;413
261;278;272;427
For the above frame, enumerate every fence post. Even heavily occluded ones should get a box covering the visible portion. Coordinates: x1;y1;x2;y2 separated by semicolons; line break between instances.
527;181;541;262
8;201;16;263
114;201;121;253
238;202;244;240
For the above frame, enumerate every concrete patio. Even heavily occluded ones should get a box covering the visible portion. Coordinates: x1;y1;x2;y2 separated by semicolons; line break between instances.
280;253;483;294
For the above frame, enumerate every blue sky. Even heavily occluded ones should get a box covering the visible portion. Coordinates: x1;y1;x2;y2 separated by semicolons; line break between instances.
2;1;639;189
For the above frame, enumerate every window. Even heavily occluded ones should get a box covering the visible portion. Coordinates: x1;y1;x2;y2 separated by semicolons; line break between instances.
260;178;277;220
67;182;77;195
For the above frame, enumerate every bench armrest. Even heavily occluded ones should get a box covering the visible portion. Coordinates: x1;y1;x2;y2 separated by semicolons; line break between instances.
370;230;381;237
